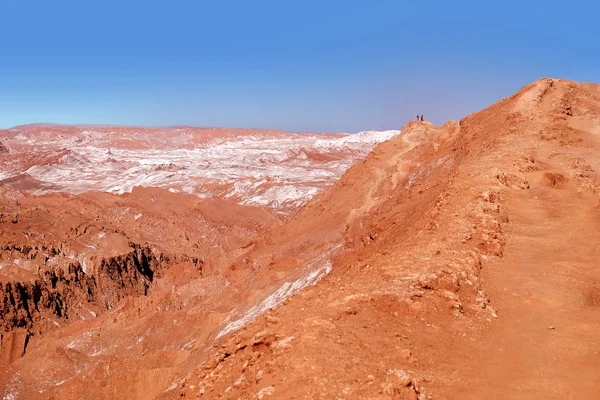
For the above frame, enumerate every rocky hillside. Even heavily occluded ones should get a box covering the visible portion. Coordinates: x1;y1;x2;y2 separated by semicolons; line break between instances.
2;78;600;399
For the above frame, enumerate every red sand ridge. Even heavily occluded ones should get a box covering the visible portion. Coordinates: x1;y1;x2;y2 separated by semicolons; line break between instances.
1;78;600;399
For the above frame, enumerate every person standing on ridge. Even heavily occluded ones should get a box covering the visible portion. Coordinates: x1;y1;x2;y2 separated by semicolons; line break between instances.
420;115;424;122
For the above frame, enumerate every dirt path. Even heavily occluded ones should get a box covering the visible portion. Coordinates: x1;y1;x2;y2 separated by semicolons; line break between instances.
442;172;600;398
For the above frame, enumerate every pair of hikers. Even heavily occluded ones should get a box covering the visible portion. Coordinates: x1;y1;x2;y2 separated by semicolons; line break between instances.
416;114;424;121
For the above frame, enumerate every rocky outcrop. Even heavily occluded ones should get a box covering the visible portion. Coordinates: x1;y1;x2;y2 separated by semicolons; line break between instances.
96;244;201;308
0;244;202;364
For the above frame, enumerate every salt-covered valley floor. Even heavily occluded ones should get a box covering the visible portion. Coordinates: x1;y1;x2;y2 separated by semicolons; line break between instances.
0;125;400;214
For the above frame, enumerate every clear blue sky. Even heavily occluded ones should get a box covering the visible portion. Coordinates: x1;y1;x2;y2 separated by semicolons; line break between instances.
1;0;598;132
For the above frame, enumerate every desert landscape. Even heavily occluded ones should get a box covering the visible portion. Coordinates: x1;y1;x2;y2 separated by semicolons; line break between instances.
1;77;599;399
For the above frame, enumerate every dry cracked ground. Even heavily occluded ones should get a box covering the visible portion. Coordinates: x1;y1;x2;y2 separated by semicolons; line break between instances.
1;78;600;399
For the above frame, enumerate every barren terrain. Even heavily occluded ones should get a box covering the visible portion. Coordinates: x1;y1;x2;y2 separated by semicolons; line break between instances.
0;125;399;215
1;78;600;399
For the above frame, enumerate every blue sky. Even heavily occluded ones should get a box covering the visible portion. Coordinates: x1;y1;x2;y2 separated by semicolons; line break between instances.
1;0;598;132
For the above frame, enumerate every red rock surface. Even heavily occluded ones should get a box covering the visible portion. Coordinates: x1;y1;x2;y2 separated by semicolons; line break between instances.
2;78;600;399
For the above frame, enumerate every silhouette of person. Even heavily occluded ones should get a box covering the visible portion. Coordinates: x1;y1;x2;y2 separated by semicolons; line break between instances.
420;115;424;122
